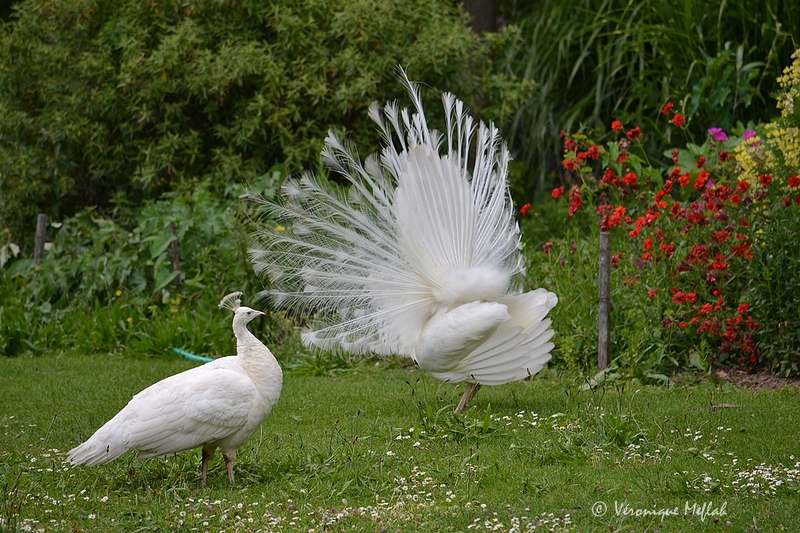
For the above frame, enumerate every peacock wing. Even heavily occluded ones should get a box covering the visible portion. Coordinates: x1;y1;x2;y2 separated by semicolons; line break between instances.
426;289;558;386
118;364;257;459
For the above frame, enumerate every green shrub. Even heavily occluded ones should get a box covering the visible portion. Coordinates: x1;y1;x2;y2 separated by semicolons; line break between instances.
0;0;527;240
0;180;253;357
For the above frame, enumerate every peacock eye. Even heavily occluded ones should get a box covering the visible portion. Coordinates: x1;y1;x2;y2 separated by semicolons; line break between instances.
246;311;252;316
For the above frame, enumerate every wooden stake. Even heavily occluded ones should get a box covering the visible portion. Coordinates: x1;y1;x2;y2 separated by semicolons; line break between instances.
34;213;47;265
169;222;181;288
598;231;611;371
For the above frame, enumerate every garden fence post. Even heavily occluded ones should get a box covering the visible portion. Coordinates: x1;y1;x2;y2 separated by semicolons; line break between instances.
33;213;47;265
169;222;181;288
598;231;610;371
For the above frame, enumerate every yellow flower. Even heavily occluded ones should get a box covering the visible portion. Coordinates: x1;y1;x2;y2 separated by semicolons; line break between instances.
115;289;122;297
276;225;285;232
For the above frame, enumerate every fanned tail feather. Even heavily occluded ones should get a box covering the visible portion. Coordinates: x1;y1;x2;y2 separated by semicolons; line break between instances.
248;69;556;384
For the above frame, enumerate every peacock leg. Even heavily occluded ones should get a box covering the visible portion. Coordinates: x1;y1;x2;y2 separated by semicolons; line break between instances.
455;382;482;413
201;447;214;486
223;452;235;484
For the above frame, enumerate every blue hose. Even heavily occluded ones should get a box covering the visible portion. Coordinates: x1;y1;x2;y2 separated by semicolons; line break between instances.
172;347;214;363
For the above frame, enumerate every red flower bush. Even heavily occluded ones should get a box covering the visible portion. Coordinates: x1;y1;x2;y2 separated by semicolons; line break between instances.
543;117;800;374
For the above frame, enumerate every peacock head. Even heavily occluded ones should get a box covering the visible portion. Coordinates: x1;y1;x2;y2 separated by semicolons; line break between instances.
219;291;266;327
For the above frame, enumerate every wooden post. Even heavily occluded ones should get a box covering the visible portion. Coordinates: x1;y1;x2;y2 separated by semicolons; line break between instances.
169;222;181;288
33;213;47;265
598;231;611;371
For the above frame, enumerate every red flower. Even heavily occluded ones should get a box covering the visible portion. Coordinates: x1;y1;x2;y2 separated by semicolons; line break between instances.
759;173;772;186
662;102;674;115
568;185;583;216
712;230;730;243
731;194;741;205
695;169;710;190
520;203;531;216
563;158;578;171
671;149;679;164
790;175;800;188
700;303;713;315
672;114;686;127
738;303;750;314
679;321;688;329
542;241;553;254
622;172;638;187
564;137;578;152
643;237;653;251
736;181;750;193
601;167;619;187
617;153;629;164
587;145;601;160
679;172;691;187
626;127;642;140
648;289;658;298
611;120;623;131
696;156;707;168
719;151;732;162
552;186;564;199
659;242;675;257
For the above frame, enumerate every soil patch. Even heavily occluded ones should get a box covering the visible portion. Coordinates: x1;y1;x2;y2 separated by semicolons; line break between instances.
712;367;800;390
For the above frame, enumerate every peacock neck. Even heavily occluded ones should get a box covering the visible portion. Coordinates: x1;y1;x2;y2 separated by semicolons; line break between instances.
234;323;261;354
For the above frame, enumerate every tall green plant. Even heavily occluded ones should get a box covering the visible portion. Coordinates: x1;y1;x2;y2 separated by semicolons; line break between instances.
502;0;799;195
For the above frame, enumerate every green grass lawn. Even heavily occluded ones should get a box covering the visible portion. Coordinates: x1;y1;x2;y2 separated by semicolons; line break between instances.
1;352;799;532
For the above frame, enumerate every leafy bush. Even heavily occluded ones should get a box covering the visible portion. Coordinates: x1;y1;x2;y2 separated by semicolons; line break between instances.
0;179;254;357
524;48;800;377
502;0;800;195
0;0;528;239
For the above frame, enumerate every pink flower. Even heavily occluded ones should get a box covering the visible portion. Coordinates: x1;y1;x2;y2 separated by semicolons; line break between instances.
707;127;728;141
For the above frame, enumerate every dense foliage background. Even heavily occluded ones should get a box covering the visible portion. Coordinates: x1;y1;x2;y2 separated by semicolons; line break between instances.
0;0;527;238
1;0;799;378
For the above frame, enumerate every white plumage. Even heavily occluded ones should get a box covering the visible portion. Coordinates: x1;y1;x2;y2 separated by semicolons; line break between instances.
248;70;556;411
67;292;282;485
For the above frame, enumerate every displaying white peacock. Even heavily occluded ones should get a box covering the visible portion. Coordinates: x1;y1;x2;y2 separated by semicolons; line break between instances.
67;292;282;485
248;71;557;412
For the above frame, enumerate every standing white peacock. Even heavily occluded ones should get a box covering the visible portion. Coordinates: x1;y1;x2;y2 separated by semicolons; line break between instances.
248;70;557;412
67;292;282;485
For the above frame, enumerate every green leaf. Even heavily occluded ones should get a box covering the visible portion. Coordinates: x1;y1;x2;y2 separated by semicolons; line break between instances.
153;269;180;293
150;229;176;261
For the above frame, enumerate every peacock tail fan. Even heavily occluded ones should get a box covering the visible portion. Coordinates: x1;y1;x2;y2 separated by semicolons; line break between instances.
247;68;526;359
